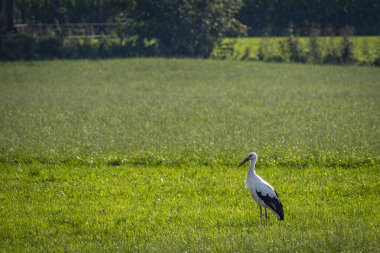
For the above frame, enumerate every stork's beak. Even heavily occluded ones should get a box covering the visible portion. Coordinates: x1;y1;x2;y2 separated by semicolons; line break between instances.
238;157;249;167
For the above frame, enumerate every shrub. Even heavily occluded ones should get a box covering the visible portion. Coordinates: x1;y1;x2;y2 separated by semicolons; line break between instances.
241;48;250;60
0;34;37;60
62;39;80;58
307;26;322;64
36;36;63;59
340;36;355;64
76;38;98;58
0;33;163;60
374;56;380;66
210;39;236;59
322;37;341;64
258;38;285;62
340;26;355;64
286;35;306;63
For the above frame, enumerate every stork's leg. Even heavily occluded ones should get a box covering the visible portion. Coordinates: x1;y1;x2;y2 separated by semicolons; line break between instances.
264;208;268;225
259;206;263;225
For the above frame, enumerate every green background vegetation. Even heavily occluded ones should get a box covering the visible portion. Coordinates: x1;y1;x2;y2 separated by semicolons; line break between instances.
1;0;380;60
1;34;380;66
9;0;380;36
238;0;380;36
212;36;380;65
0;59;379;251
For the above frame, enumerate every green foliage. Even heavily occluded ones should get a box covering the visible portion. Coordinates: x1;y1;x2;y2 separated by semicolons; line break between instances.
238;0;380;36
0;35;161;60
307;27;322;63
340;29;355;64
0;34;36;60
11;0;380;37
14;0;136;23
323;37;342;64
124;0;246;56
279;35;307;63
10;0;246;57
258;38;284;62
213;36;380;65
211;39;238;60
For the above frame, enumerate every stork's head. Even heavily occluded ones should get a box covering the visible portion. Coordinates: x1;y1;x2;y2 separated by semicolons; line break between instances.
238;152;257;167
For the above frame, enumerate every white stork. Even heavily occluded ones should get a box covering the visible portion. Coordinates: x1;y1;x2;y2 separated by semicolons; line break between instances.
238;152;284;224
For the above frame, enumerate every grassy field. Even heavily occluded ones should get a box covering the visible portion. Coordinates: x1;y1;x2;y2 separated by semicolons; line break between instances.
0;59;379;251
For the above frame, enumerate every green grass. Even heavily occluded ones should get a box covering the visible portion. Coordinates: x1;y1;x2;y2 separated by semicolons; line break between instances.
0;59;379;251
1;164;379;252
0;59;379;167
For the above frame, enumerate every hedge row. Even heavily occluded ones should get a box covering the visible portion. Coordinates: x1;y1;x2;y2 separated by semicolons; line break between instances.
212;35;380;66
0;34;158;60
1;34;379;66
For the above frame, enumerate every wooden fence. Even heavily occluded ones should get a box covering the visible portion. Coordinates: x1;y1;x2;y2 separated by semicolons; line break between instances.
12;23;122;38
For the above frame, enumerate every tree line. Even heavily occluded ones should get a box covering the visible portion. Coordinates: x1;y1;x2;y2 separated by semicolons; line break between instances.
1;0;245;57
3;0;378;35
239;0;380;36
0;0;379;58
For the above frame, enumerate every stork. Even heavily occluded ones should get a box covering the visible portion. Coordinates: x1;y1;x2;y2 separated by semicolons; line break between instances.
238;152;284;224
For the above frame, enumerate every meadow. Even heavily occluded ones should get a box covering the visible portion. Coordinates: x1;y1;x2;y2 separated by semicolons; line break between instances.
0;59;379;252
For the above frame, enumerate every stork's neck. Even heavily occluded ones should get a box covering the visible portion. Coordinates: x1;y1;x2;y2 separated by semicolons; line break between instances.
247;159;257;177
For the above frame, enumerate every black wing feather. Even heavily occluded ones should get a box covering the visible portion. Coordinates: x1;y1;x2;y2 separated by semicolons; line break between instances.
256;190;284;220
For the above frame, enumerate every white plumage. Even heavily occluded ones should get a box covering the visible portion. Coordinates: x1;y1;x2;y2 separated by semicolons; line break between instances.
239;152;284;224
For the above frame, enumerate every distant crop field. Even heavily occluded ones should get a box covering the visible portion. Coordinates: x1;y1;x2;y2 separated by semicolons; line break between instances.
213;36;380;64
0;59;379;252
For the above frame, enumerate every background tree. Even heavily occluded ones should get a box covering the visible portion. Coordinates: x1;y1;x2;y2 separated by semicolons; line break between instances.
126;0;246;56
9;0;246;57
1;0;15;32
238;0;380;36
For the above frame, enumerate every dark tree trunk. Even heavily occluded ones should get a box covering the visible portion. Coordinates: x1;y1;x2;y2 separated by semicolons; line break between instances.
2;0;15;32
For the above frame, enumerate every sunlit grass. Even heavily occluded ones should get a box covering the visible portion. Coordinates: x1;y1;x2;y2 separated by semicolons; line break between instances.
0;164;378;252
0;59;379;251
